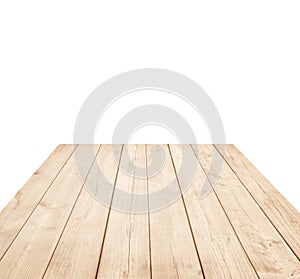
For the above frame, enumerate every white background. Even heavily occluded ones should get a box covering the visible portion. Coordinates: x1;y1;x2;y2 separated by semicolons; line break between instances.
0;1;299;211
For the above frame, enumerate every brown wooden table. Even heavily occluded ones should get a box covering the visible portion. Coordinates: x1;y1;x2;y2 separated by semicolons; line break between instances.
0;145;299;278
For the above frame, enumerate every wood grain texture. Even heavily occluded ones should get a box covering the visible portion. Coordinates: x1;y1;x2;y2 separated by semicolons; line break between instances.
0;145;299;279
97;145;150;279
169;144;258;278
147;144;204;279
0;144;75;260
192;144;300;278
44;145;123;279
214;144;300;261
0;145;100;279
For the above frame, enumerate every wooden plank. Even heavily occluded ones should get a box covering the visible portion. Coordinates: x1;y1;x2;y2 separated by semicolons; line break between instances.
0;145;100;279
0;144;75;260
169;144;258;278
43;145;123;279
192;144;300;278
147;144;203;279
97;145;150;279
214;144;300;261
1;144;299;278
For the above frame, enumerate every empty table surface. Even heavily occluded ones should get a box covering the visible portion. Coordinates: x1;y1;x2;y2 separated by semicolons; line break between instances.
0;145;300;278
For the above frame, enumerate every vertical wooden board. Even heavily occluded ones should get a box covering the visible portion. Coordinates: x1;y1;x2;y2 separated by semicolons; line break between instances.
0;145;100;279
169;144;257;278
0;144;75;260
147;144;203;279
214;144;300;260
43;145;123;279
97;145;150;279
192;144;300;278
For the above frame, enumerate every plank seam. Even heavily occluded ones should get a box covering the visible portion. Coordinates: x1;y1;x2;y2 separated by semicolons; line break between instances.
94;144;124;279
145;145;153;279
0;144;78;262
41;144;102;278
167;144;206;279
126;146;137;278
213;144;300;262
190;144;260;278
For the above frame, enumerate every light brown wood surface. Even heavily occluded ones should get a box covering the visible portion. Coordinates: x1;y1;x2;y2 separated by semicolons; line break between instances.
0;144;75;261
191;144;300;278
43;145;122;278
214;144;300;261
97;144;150;279
0;145;299;279
147;145;204;278
169;144;257;278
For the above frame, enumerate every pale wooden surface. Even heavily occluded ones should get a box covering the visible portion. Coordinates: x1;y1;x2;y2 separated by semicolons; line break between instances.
0;145;299;279
214;144;300;261
0;144;75;260
44;145;122;278
192;145;300;278
97;144;150;279
170;144;257;278
147;145;204;278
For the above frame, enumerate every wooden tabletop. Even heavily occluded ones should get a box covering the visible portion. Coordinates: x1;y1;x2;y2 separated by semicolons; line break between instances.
0;145;299;278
